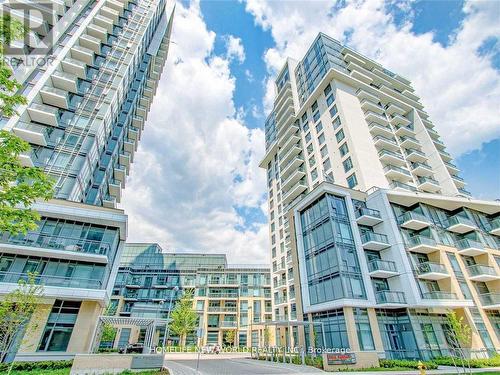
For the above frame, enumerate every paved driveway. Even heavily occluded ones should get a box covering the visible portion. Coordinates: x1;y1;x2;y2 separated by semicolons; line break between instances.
165;358;325;375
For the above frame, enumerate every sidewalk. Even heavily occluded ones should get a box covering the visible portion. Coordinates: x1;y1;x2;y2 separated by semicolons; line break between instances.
340;367;500;375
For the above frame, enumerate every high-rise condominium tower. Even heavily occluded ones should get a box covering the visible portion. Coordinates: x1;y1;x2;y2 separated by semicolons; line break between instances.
260;33;499;368
0;0;173;360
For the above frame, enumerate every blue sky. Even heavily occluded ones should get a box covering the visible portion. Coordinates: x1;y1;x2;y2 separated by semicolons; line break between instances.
123;0;500;263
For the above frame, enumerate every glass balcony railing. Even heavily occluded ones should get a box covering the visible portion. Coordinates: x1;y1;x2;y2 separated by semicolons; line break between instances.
488;218;500;233
0;271;102;289
207;306;237;313
368;259;397;273
416;262;447;275
384;165;411;176
407;235;437;248
390;181;417;191
405;148;426;158
422;291;457;300
3;232;111;256
480;293;500;306
447;215;476;229
418;176;439;185
220;321;238;328
467;264;497;277
355;207;381;219
373;135;398;146
410;162;432;171
397;211;429;225
361;232;389;244
378;149;404;161
207;292;239;298
375;290;406;304
456;238;484;251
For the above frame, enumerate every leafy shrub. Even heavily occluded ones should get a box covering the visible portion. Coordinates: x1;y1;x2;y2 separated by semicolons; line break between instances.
434;355;500;368
379;359;438;370
0;360;73;372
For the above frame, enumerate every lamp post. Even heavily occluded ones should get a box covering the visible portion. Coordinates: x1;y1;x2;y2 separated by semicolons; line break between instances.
157;299;165;349
163;285;179;347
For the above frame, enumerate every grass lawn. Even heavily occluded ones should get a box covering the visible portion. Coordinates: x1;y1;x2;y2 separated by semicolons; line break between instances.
8;369;168;375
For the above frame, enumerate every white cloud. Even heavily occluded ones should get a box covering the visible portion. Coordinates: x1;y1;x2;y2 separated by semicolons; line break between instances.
120;2;268;264
224;35;246;63
245;69;254;82
246;0;500;156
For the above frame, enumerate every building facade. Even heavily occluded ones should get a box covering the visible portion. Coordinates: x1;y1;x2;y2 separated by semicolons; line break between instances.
110;244;273;348
0;0;173;360
259;32;499;362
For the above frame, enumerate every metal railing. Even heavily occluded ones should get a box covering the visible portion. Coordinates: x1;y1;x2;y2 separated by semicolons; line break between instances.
361;232;389;244
368;259;397;273
355;207;381;219
375;290;406;304
0;271;102;289
407;235;437;248
416;262;448;275
3;233;111;256
480;293;500;306
207;307;237;313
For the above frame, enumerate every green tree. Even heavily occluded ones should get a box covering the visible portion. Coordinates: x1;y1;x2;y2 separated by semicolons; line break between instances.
99;304;118;349
224;329;236;347
263;326;270;347
0;274;43;366
0;130;54;235
0;15;28;116
445;311;473;374
169;290;197;347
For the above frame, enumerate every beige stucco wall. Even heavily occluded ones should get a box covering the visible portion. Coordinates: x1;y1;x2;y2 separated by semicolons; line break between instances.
67;301;103;353
18;301;54;353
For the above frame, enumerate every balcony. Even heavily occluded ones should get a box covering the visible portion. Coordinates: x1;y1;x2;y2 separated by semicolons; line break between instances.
355;207;383;226
422;291;457;300
124;137;136;153
439;149;453;162
27;103;59;127
433;138;446;151
208;293;239;299
369;122;393;139
282;179;307;205
394;124;415;137
457;188;472;197
102;194;116;209
360;98;384;114
13;122;49;147
108;178;121;200
71;45;94;65
87;23;108;42
446;215;476;234
114;164;126;182
385;102;405;116
51;70;78;93
375;291;406;305
128;126;140;141
427;127;440;139
416;262;449;280
350;67;373;84
479;293;500;309
279;144;302;166
207;307;237;313
405;148;427;163
361;232;390;251
0;271;102;290
281;167;306;191
79;34;101;54
410;162;433;176
346;53;367;67
280;156;304;179
368;259;398;278
384;165;412;182
356;88;379;103
40;86;69;109
456;239;487;256
378;149;405;166
398;211;430;230
119;151;131;167
451;174;466;188
220;321;238;328
390;181;417;192
280;133;300;155
488;218;500;236
467;265;500;282
407;236;439;254
389;114;411;127
365;111;388;125
278;124;299;146
275;279;287;289
444;161;460;174
417;176;441;192
399;135;420;149
373;135;399;151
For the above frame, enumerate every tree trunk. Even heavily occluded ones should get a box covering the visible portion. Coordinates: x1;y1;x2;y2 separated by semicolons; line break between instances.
180;333;186;348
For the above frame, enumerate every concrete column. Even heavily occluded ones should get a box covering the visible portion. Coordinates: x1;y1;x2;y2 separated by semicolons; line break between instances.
344;307;360;351
67;301;103;353
367;308;384;352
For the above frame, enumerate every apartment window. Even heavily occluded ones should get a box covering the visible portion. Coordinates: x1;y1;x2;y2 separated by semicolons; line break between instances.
311;168;318;181
305;132;311;143
303;122;309;132
329;104;338;117
343;157;353;172
326;94;334;107
307;144;314;154
324;84;332;96
347;173;358;188
38;300;81;352
270;211;274;221
318;133;325;145
316;122;323;133
335;129;345;143
339;142;349;157
312;101;318;113
271;248;276;258
313;111;320;122
271;234;276;245
323;158;331;171
354;308;375;350
309;157;316;167
320;146;328;158
332;116;341;130
270;223;275;231
301;113;308;123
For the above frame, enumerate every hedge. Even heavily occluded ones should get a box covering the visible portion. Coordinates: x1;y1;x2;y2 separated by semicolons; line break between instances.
0;360;73;372
379;359;438;370
433;355;500;368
